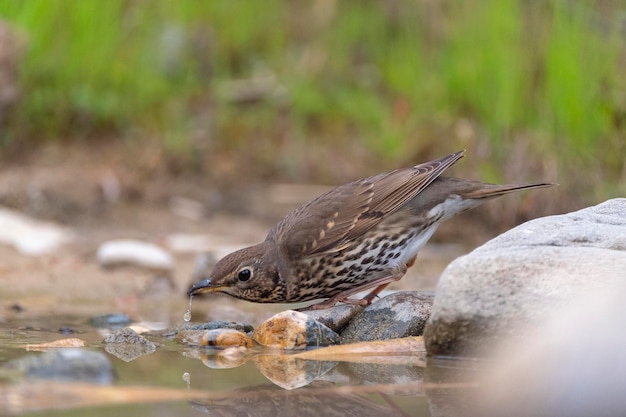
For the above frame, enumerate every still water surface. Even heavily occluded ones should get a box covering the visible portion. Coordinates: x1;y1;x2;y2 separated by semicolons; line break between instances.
0;309;472;417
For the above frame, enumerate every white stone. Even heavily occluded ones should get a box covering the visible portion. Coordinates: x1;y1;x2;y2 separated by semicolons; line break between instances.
0;207;73;255
97;239;174;271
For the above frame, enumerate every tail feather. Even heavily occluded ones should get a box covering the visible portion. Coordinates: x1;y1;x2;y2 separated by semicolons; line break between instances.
462;182;556;199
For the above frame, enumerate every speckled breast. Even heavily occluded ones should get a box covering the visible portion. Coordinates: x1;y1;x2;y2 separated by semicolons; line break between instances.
287;222;429;302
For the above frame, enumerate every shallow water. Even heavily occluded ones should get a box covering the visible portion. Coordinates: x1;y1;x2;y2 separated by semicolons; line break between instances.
0;305;473;417
0;197;473;416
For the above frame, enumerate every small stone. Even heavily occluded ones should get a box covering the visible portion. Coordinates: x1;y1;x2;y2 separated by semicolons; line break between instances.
3;348;114;384
340;291;434;344
8;303;25;313
96;239;174;271
301;304;363;333
103;327;157;362
0;207;73;255
200;329;255;348
102;327;152;344
26;338;87;351
90;313;132;329
58;327;78;335
253;310;339;350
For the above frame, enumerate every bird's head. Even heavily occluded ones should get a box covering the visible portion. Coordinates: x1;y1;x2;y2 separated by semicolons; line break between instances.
187;241;286;303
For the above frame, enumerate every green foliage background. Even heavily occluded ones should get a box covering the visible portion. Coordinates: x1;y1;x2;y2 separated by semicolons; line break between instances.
0;0;624;209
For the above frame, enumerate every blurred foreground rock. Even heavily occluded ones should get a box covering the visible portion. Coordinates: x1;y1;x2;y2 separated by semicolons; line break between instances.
477;281;626;417
3;349;114;384
424;198;626;357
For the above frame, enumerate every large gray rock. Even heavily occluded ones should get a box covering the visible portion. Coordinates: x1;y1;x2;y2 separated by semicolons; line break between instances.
424;198;626;357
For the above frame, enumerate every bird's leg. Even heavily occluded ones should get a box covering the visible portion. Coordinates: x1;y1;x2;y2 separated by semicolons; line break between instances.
359;254;417;304
360;259;412;305
304;262;409;310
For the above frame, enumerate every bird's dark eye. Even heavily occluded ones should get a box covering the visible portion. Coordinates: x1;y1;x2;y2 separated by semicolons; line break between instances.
237;268;252;282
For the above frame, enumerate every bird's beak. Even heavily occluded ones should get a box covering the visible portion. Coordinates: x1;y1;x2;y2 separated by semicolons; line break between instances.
187;278;226;296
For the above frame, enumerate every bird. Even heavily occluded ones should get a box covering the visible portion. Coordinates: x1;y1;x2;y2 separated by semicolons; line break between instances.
188;150;554;310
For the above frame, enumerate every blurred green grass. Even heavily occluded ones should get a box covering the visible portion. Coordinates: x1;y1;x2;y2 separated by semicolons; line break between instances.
0;0;624;209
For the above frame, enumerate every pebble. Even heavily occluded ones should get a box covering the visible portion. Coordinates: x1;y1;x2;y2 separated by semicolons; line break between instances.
26;338;86;351
90;313;132;329
340;291;434;344
96;239;174;271
2;348;114;384
177;329;254;348
0;207;73;255
200;329;255;348
252;310;339;350
102;327;157;362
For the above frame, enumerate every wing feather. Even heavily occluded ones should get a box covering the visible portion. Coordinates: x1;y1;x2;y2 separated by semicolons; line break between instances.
267;150;465;259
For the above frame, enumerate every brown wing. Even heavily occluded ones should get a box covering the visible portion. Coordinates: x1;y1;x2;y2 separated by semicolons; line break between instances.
267;150;465;259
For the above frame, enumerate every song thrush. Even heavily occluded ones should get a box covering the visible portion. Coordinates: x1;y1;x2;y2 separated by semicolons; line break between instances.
188;150;554;309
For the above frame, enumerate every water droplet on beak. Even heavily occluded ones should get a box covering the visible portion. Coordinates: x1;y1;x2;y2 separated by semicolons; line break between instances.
183;295;193;322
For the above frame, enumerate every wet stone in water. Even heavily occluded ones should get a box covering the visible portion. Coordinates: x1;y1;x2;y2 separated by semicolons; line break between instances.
103;327;157;362
253;310;339;350
201;329;255;348
2;348;114;384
